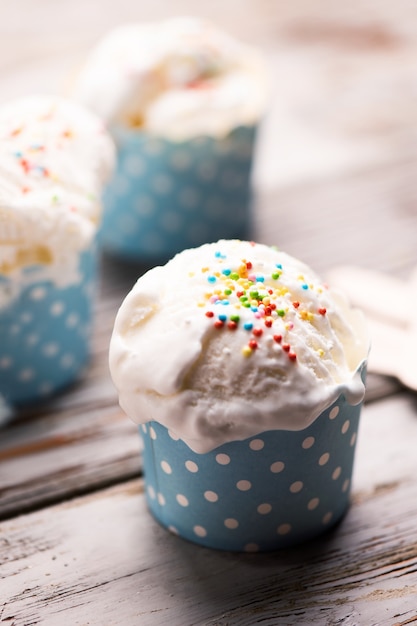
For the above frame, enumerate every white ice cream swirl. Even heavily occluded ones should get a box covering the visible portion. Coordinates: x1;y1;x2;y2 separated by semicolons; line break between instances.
73;17;268;139
0;95;114;306
109;240;369;452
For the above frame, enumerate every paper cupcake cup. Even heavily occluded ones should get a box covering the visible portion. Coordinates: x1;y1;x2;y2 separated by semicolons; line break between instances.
0;247;97;409
140;367;366;552
100;125;257;261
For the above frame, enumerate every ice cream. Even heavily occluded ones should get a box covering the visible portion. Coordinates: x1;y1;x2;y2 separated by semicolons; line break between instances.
109;240;369;453
0;95;114;410
71;18;267;261
72;17;268;139
0;95;114;305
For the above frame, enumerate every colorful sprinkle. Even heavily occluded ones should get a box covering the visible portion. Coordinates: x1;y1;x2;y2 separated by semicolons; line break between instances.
197;244;328;363
300;310;314;322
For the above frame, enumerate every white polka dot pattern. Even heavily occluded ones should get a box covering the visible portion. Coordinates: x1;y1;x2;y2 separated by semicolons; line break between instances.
161;461;172;474
0;248;96;407
302;436;315;449
140;383;366;552
289;481;303;493
101;126;256;260
319;453;330;466
204;491;219;502
244;543;259;553
249;439;265;451
270;461;285;474
257;503;272;515
216;453;230;465
193;525;207;538
236;480;251;491
185;460;199;473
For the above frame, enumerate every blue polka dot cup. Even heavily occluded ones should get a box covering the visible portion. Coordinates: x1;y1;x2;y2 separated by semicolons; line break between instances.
101;125;257;262
140;370;366;552
0;247;96;411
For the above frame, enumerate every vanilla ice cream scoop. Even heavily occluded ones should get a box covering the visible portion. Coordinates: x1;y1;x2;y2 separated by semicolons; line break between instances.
0;95;114;298
109;240;369;452
73;17;268;139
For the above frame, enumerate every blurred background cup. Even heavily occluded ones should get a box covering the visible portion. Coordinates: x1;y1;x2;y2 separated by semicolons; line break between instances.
0;96;114;417
72;17;269;263
0;243;97;409
102;124;257;262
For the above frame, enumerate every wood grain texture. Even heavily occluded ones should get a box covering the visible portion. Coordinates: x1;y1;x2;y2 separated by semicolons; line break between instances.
2;395;417;626
1;1;417;622
0;405;140;521
256;155;417;278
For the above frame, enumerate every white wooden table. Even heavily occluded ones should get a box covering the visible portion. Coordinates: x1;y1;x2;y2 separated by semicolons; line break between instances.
1;1;417;624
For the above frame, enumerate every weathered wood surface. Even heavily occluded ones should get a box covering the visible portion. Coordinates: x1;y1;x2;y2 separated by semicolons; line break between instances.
1;0;417;623
2;395;417;626
3;154;414;519
1;161;410;520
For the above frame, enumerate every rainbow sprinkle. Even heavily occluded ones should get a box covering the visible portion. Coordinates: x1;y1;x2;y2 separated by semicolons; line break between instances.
198;244;329;360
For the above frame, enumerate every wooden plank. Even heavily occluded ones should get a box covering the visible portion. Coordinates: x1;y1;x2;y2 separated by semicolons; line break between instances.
256;154;417;277
1;393;417;625
0;405;140;520
3;151;412;518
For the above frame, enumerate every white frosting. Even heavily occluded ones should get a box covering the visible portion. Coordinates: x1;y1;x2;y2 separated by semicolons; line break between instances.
0;95;114;307
109;240;369;452
73;17;268;139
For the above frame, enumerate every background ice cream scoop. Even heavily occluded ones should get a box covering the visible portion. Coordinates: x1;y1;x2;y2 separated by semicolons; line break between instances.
73;17;268;138
0;95;114;410
72;18;269;261
109;239;369;452
0;95;114;292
